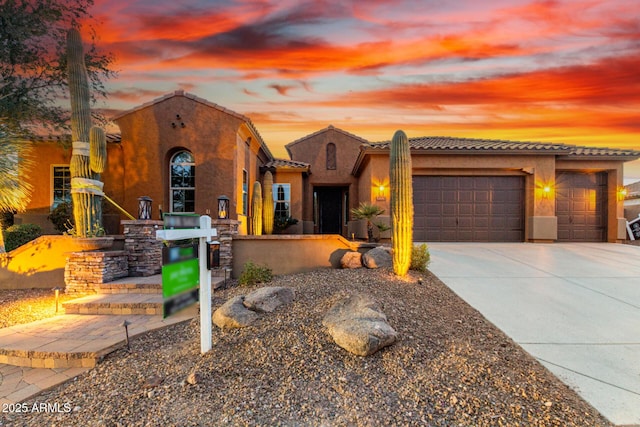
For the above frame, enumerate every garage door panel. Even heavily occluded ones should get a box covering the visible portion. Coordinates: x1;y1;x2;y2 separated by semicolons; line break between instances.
475;204;489;215
459;204;474;216
413;176;524;242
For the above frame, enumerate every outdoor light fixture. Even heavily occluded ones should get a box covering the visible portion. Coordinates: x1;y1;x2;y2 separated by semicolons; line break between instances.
122;320;131;351
52;287;62;313
217;195;230;219
138;196;152;220
376;184;386;201
206;241;220;270
619;187;628;200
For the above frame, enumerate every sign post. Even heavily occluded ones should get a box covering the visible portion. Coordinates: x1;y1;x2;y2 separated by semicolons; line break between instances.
156;215;216;354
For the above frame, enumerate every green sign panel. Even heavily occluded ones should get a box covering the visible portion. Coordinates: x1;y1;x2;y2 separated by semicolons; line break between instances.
162;243;200;318
162;258;199;298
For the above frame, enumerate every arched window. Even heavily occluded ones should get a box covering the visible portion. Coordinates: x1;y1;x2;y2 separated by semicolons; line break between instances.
170;150;195;212
326;142;336;170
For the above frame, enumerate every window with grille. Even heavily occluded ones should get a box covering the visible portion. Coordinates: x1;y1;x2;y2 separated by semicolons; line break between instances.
52;166;71;209
170;151;195;212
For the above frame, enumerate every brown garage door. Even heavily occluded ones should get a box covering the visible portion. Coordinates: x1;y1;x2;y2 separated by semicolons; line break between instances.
413;176;524;242
556;172;607;242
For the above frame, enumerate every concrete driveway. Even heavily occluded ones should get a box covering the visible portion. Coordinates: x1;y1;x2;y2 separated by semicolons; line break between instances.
426;243;640;427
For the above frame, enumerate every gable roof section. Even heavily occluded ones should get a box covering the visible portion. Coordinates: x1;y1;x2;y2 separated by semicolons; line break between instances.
285;125;369;158
111;90;273;159
262;158;311;174
353;136;640;175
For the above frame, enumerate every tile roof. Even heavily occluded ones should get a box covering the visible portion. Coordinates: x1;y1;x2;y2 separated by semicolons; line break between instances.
364;136;640;158
263;159;311;170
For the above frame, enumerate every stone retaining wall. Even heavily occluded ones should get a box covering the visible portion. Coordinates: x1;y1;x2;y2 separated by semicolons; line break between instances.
212;219;239;275
64;250;128;295
62;219;239;291
122;220;163;277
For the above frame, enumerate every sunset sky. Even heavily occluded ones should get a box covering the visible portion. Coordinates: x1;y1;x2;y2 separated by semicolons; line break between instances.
87;0;640;181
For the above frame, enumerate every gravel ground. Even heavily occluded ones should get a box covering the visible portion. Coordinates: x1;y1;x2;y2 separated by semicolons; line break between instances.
2;268;612;426
0;288;81;328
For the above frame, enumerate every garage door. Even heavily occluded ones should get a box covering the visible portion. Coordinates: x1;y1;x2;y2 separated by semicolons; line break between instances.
413;176;524;242
556;172;607;242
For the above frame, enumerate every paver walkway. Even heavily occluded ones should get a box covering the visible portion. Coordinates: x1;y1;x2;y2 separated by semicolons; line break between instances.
0;274;223;405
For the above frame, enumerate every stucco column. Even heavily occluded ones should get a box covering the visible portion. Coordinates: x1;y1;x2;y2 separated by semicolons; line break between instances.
526;158;558;242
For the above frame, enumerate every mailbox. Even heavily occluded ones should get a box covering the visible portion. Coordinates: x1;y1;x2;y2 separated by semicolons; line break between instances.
207;241;220;270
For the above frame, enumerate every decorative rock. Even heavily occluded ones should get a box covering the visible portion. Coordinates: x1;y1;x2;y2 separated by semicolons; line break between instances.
186;371;201;385
243;286;295;313
322;294;398;356
340;251;363;269
362;246;392;269
213;296;259;329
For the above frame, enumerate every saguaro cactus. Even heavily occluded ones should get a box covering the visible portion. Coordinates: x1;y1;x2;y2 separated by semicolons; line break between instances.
252;181;263;235
390;130;413;276
67;27;106;237
262;171;274;235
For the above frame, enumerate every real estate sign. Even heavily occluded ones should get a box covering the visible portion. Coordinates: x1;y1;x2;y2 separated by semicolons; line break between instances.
161;244;199;317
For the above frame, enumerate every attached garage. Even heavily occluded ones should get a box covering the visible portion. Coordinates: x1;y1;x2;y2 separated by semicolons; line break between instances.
413;176;525;242
556;172;608;242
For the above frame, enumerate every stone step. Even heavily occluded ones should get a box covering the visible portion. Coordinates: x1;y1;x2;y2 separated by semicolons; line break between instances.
97;282;162;294
0;310;197;369
62;294;163;315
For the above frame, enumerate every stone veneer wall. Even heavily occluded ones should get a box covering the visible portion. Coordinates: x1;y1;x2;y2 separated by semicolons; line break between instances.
212;219;239;275
122;220;164;277
63;219;238;292
64;250;128;295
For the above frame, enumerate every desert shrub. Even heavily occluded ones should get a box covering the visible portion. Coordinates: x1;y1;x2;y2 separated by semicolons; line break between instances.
410;243;430;272
48;202;73;233
4;224;43;252
0;211;14;230
274;216;298;233
238;261;273;286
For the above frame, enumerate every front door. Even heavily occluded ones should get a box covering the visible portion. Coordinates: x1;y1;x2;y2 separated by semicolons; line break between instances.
315;187;347;235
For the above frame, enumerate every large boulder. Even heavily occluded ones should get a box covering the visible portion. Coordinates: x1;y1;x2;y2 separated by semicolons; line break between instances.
212;295;259;329
322;294;398;356
243;286;295;313
362;246;392;269
340;251;363;269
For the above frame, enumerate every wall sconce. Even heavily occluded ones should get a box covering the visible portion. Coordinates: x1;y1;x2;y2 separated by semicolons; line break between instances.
542;186;552;198
376;184;386;201
138;196;152;220
217;195;230;219
138;196;153;219
206;241;220;270
619;187;628;201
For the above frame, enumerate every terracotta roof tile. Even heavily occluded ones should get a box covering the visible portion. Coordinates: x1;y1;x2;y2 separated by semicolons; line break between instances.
365;136;640;158
264;159;310;169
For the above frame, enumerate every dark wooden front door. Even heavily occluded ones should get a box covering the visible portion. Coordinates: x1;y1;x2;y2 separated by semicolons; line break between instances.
315;187;346;234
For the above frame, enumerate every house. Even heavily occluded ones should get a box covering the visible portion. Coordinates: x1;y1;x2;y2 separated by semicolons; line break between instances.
16;90;640;243
624;181;640;222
